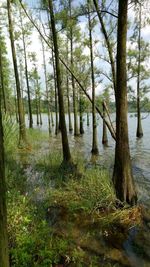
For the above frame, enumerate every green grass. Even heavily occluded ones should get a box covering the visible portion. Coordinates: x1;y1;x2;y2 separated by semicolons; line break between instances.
6;128;143;267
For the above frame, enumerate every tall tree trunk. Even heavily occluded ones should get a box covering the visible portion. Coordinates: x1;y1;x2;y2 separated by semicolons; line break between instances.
35;89;39;125
48;0;71;162
19;59;25;121
113;0;137;205
39;96;42;125
52;50;59;135
0;45;7;113
66;38;73;132
88;0;99;154
0;84;9;267
51;111;54;127
67;74;73;132
20;13;33;129
102;101;108;145
14;87;19;123
136;3;143;138
69;0;79;136
93;0;116;92
7;0;27;146
41;38;51;134
79;89;84;135
87;112;90;126
19;0;116;141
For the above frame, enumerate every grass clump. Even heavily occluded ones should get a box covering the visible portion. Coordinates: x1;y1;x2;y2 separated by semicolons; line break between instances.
48;167;115;213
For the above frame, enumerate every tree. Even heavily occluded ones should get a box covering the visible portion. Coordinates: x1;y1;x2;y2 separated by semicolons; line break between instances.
19;8;33;128
102;101;108;145
87;0;99;154
0;77;9;267
48;0;71;163
41;37;52;135
19;0;116;141
69;0;80;136
136;3;143;138
128;3;150;138
93;0;116;93
7;0;27;147
112;0;137;205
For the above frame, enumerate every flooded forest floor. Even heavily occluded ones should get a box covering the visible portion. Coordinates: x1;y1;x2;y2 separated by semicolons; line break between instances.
6;128;150;267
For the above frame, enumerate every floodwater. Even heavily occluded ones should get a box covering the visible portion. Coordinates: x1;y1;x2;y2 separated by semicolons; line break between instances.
24;112;150;267
25;112;150;207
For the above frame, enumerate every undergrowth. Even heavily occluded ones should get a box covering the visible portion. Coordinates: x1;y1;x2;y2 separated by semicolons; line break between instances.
6;128;143;267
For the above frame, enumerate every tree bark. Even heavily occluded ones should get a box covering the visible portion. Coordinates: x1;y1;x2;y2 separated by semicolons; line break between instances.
39;96;42;125
7;0;27;147
87;112;90;126
41;38;51;134
66;38;73;132
79;89;84;135
88;0;99;155
93;0;116;92
0;82;9;267
19;0;116;141
102;101;108;145
69;0;80;136
52;50;59;135
48;0;71;162
20;12;33;129
35;88;39;125
136;3;143;138
113;0;137;205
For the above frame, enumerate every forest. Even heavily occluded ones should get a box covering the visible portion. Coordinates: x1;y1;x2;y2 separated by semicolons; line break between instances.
0;0;150;266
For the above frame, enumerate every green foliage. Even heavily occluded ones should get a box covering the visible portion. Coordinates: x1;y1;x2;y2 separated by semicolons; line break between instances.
3;113;18;152
47;163;115;212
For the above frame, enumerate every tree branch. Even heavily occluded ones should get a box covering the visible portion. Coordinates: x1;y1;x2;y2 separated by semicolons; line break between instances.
19;0;116;140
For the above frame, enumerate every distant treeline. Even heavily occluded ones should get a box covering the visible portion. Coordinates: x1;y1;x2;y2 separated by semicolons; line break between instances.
22;98;150;114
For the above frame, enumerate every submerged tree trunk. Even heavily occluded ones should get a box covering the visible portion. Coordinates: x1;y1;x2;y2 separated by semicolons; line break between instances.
88;0;99;154
51;111;54;127
19;0;116;140
113;0;137;205
66;39;73;132
18;59;26;127
102;101;108;145
41;38;51;134
39;96;42;125
79;89;84;135
7;0;27;147
69;0;79;136
136;3;143;138
87;112;90;126
20;13;33;129
52;50;59;135
35;89;39;125
67;74;73;132
48;0;71;162
0;85;9;267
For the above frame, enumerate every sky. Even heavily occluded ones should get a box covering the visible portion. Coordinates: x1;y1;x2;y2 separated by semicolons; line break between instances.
1;0;150;99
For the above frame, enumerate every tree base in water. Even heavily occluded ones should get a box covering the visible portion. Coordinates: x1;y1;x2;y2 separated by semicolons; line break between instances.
91;147;99;155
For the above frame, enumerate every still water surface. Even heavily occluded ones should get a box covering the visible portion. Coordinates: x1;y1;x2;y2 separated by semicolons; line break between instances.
25;113;150;207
